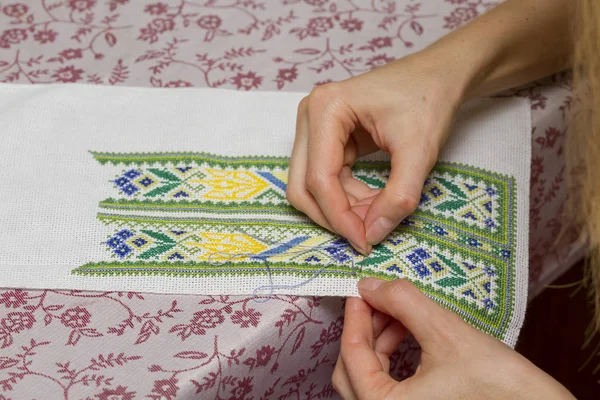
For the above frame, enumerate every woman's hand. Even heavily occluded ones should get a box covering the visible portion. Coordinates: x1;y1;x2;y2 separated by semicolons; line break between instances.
286;0;572;255
333;278;576;400
286;51;465;254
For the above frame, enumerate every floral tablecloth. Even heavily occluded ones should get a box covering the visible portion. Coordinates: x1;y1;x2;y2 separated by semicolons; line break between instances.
0;1;580;399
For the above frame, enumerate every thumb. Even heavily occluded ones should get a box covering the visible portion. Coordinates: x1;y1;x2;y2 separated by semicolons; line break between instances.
364;145;436;246
358;278;467;352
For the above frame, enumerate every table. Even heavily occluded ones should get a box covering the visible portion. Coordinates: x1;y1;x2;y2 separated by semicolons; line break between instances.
0;1;580;398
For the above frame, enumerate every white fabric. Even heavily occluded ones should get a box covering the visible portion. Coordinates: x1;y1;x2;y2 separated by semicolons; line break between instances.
0;83;529;346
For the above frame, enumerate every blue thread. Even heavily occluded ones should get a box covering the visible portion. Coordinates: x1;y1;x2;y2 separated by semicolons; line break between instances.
124;169;142;179
434;226;448;236
139;177;154;187
386;264;402;274
173;191;190;198
106;236;121;249
205;240;358;303
114;244;132;258
430;261;443;272
485;187;496;197
168;252;185;260
429;186;443;197
255;236;310;258
256;171;287;191
114;177;130;187
121;183;139;196
116;229;134;240
132;237;148;247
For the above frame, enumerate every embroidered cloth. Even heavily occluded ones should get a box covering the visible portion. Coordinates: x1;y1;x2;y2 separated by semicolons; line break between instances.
0;83;529;346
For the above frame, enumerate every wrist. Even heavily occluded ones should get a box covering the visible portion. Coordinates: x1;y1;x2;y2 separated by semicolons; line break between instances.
418;32;501;103
416;0;573;101
402;47;489;112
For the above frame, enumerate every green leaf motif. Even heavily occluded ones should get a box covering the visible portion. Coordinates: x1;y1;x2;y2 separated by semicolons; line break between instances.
354;174;386;189
435;253;466;277
436;178;467;199
138;244;176;259
434;199;467;211
435;277;467;288
141;229;176;244
148;168;181;182
144;183;180;198
361;246;394;266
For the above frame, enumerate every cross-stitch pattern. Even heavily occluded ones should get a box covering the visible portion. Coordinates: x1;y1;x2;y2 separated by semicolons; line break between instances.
74;152;516;340
92;152;510;243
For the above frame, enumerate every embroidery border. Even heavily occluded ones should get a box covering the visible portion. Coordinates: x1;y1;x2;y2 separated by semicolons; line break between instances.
74;152;518;340
90;151;511;245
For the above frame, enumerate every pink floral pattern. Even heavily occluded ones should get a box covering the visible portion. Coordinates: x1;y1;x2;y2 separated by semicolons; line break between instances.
0;0;578;398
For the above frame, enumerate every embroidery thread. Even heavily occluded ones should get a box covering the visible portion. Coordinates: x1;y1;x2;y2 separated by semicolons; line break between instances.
74;151;517;340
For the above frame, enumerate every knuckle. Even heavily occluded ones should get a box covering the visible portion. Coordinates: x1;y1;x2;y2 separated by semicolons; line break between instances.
308;82;342;106
339;340;358;361
331;380;341;396
389;191;419;214
331;367;343;393
434;313;468;349
305;171;327;194
285;186;302;208
297;96;309;114
386;278;413;301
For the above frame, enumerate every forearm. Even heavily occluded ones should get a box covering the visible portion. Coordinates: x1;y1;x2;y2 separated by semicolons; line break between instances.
423;0;574;100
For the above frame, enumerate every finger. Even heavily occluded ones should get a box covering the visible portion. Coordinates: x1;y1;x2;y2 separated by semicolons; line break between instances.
344;126;380;164
341;297;396;399
372;310;392;339
375;320;408;356
358;279;466;352
364;142;436;245
340;166;380;221
340;166;380;202
343;135;358;167
375;320;409;373
305;87;370;254
332;355;359;400
287;97;334;231
354;194;378;206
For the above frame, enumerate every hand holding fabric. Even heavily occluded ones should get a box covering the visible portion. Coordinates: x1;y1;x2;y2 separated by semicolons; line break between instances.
332;278;576;400
287;52;462;254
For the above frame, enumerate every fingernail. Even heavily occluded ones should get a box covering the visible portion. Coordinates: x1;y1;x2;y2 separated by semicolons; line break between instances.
348;240;368;256
366;217;395;245
358;278;385;292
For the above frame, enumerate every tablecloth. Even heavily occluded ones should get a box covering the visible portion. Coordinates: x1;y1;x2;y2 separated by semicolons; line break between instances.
0;1;580;399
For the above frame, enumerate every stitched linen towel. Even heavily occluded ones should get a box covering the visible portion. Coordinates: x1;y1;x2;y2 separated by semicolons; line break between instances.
0;84;530;346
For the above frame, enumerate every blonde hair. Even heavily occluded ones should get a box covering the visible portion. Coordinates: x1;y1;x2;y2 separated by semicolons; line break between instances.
569;0;600;333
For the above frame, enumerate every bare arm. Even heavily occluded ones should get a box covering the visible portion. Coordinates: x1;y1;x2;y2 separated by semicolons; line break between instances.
287;0;574;252
427;0;573;100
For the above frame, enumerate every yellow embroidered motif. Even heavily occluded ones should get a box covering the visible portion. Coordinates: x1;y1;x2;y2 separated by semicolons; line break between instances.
190;169;268;201
185;233;269;261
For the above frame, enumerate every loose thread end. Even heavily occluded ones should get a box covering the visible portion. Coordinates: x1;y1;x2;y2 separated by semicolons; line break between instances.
205;241;363;304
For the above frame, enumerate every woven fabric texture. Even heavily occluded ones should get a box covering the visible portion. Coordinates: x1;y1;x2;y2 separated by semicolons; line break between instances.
0;84;529;346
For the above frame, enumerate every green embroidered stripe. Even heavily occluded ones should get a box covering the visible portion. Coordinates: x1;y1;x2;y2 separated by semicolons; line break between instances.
74;219;510;330
98;198;299;213
93;151;511;245
91;151;291;168
95;212;510;255
73;256;509;339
